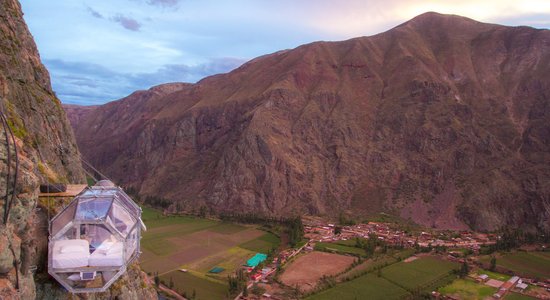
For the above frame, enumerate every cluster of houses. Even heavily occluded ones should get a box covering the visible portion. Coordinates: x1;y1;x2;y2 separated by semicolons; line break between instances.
431;274;529;300
303;220;497;251
243;244;307;283
491;275;528;298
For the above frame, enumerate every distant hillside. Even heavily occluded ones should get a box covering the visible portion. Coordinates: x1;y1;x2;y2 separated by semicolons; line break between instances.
66;12;550;232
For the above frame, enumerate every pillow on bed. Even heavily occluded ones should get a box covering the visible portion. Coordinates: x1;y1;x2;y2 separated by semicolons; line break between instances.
96;241;114;255
60;244;86;254
107;243;122;255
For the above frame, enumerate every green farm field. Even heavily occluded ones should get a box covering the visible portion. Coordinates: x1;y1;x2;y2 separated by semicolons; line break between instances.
308;256;458;299
307;273;409;300
505;292;539;300
160;270;228;300
439;278;496;300
314;241;366;256
381;256;459;291
139;207;280;297
239;232;280;253
496;252;550;279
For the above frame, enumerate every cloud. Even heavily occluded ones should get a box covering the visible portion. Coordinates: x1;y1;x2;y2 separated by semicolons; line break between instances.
86;6;104;19
129;57;246;87
490;13;550;28
85;6;143;32
111;14;142;31
146;0;180;8
44;57;246;105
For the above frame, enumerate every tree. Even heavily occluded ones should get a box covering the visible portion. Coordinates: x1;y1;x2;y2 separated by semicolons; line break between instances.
490;257;497;271
355;237;364;248
251;284;266;296
459;261;469;278
364;233;378;257
154;272;159;287
288;217;304;247
199;205;208;218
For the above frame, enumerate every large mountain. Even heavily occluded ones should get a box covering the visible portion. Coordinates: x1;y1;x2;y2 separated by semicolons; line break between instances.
0;0;155;298
66;12;550;232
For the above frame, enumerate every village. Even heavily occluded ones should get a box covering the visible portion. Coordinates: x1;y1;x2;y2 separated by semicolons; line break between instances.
301;218;497;251
231;217;550;300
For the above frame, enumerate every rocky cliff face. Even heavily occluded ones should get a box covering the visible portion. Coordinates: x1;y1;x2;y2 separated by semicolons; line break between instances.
0;0;155;299
67;12;550;232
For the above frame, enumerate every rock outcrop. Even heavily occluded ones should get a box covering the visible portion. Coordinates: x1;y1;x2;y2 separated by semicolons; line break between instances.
0;0;155;298
67;13;550;232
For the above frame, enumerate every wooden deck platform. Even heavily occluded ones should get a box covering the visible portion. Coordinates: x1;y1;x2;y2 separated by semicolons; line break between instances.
39;184;88;197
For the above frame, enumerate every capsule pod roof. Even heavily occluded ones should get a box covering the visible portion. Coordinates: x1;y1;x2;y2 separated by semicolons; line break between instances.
48;181;146;293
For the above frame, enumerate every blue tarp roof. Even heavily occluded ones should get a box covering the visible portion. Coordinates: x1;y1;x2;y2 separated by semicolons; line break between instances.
246;253;267;267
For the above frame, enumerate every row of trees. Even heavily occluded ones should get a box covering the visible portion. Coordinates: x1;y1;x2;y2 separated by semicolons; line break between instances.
227;268;247;295
287;217;304;247
125;186;172;209
219;212;304;246
480;228;550;254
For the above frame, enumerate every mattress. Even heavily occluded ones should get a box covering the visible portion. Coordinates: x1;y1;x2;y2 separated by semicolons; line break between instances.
51;239;90;269
89;242;124;267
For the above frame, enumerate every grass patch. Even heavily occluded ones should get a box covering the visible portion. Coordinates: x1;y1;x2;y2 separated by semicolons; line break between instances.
505;292;538;300
307;272;408;300
392;248;416;261
142;238;177;256
294;238;308;249
160;270;228;300
141;206;163;223
142;211;217;230
315;242;366;256
364;212;420;231
208;223;247;234
337;255;397;280
497;252;550;279
382;256;459;291
333;238;366;247
439;278;496;300
478;269;511;281
184;246;255;276
239;232;280;253
143;219;218;240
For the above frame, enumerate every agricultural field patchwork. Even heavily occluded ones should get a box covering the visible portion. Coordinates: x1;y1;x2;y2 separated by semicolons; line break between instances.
139;207;280;297
381;256;459;291
496;252;550;279
307;273;409;300
239;232;281;253
307;255;458;299
159;270;228;300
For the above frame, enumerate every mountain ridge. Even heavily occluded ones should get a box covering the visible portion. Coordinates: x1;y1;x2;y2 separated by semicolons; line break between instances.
65;12;550;232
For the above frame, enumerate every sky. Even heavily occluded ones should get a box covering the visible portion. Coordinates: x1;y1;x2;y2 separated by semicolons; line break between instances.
19;0;550;106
